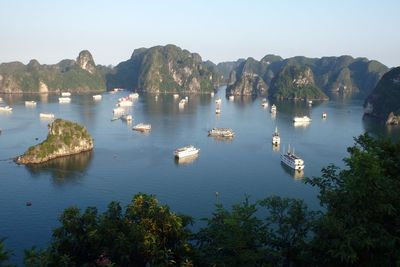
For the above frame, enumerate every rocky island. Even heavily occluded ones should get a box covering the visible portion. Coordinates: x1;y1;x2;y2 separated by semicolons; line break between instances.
16;119;93;164
364;67;400;124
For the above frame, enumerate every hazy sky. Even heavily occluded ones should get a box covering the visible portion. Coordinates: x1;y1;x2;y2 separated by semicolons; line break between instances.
1;0;399;67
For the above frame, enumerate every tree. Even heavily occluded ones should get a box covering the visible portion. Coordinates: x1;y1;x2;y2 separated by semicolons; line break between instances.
306;134;400;266
0;238;15;267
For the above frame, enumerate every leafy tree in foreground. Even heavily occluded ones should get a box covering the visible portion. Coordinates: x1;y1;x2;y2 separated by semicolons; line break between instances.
0;238;15;267
306;134;400;266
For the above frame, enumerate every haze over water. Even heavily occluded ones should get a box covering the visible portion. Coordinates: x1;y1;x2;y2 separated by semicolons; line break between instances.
0;88;397;263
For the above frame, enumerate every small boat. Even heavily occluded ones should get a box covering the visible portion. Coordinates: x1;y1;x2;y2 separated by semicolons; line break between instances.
308;100;313;105
215;107;221;114
117;97;133;107
121;114;133;122
93;95;102;100
0;106;12;112
113;88;124;92
208;128;234;138
132;123;151;132
322;112;327;119
229;95;234;101
210;92;215;97
59;97;71;103
179;99;186;108
272;126;280;145
129;93;139;99
270;104;277;113
113;107;125;114
61;92;71;97
173;94;179;99
215;98;222;104
281;145;304;171
174;145;200;159
293;116;312;123
261;98;268;108
39;113;55;119
25;101;37;106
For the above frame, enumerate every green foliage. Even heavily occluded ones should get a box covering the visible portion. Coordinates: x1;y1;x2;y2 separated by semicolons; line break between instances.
305;133;400;266
0;238;15;267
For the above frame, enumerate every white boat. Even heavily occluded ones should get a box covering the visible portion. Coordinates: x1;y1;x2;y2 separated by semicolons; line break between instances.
129;93;139;99
121;114;133;122
174;145;200;159
215;107;221;114
117;97;133;107
25;101;37;106
270;104;277;113
293;116;311;123
210;92;215;97
132;123;151;132
113;88;124;92
308;100;313;105
113;107;125;114
272;127;280;145
179;99;186;108
208;128;234;138
281;146;304;171
59;97;71;103
229;95;234;101
39;113;54;119
93;95;102;100
322;112;327;119
61;92;71;97
215;98;222;104
0;106;12;112
261;98;268;108
173;94;179;99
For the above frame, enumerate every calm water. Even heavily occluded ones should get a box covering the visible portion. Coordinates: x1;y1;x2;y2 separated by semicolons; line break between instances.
0;88;397;263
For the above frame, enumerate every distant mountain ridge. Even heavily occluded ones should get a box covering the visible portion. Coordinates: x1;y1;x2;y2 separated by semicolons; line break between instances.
0;50;107;93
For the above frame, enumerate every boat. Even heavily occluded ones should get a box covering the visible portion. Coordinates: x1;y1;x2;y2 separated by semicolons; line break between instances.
215;107;221;114
93;94;102;100
322;112;327;119
261;98;268;108
281;146;305;171
210;92;215;97
185;96;189;101
173;94;179;99
132;123;151;132
113;107;125;114
272;127;280;145
175;154;199;165
293;116;312;123
229;95;234;101
39;113;55;119
215;98;222;104
208;128;234;138
179;99;186;107
61;92;71;97
174;145;200;159
121;114;133;122
25;101;37;106
58;97;71;103
308;100;313;105
117;97;133;107
270;104;277;113
0;106;12;112
0;97;3;102
113;88;124;92
129;93;139;99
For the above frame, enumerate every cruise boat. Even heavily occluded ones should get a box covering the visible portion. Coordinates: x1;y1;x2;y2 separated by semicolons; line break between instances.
322;112;327;119
132;123;151;132
121;114;133;122
59;97;71;103
93;94;102;100
208;128;234;138
270;104;277;113
61;92;71;97
113;107;125;114
261;98;268;108
215;98;222;104
25;101;37;106
280;146;305;171
293;116;311;123
39;113;55;119
174;145;200;159
129;93;139;99
272;127;280;145
0;106;12;112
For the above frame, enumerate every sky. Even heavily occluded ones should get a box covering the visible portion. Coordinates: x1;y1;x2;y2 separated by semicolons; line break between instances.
1;0;399;67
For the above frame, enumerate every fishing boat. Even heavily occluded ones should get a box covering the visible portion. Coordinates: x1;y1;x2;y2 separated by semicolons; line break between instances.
272;127;280;145
132;123;151;132
61;92;71;97
25;101;37;106
93;95;102;100
281;145;305;171
59;97;71;103
293;116;311;123
0;106;12;112
174;145;200;158
39;113;54;119
270;104;277;113
208;128;234;138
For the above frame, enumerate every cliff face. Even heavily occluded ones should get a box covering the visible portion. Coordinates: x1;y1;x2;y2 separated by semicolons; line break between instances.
364;67;400;124
0;50;106;93
106;45;221;93
16;119;93;164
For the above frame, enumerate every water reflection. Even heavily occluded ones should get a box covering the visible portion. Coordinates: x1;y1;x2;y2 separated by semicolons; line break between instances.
280;163;304;180
272;144;280;152
174;154;199;165
25;151;93;184
293;121;311;128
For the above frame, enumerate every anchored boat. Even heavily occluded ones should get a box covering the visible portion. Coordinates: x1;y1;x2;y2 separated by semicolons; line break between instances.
132;123;151;132
293;116;311;123
174;145;199;159
280;146;305;171
272;127;280;145
208;128;234;138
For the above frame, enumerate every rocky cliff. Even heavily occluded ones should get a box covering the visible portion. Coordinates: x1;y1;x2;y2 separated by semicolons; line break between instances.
364;67;400;124
106;45;222;93
0;50;106;93
16;119;93;164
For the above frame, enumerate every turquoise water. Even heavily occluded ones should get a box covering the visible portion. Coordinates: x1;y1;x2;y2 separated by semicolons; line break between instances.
0;88;395;263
